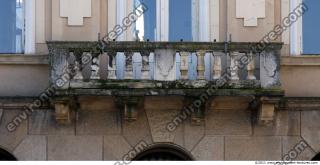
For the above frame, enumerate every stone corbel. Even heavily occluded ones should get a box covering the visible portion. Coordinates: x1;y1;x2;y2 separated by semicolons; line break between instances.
255;97;280;126
52;97;76;124
116;97;143;121
184;96;210;125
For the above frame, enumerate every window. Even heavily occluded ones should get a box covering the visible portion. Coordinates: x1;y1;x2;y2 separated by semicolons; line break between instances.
134;0;209;42
302;0;320;54
169;0;193;41
0;0;24;53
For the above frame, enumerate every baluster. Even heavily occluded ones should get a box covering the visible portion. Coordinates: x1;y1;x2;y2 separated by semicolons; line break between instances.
72;51;84;80
99;53;109;80
196;50;206;80
230;51;240;80
107;51;117;79
124;51;134;79
67;52;76;80
81;52;93;80
213;52;222;79
90;55;100;79
247;51;256;80
140;51;150;80
180;51;189;80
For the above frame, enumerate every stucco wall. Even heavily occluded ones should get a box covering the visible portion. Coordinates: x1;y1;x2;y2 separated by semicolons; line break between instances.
0;65;49;97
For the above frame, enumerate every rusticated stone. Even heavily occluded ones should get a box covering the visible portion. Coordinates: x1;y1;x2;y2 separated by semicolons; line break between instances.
0;110;27;151
191;136;224;160
13;136;46;160
225;136;281;160
206;109;252;135
184;121;205;151
301;111;320;152
144;96;184;144
103;135;132;160
76;109;121;135
282;136;315;161
254;111;300;136
48;136;103;160
28;110;75;135
122;108;153;146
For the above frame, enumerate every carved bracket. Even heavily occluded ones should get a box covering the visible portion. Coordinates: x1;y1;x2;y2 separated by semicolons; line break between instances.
183;96;210;125
52;97;76;124
253;96;280;126
116;96;143;121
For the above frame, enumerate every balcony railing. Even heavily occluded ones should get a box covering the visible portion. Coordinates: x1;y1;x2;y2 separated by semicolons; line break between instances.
47;41;283;125
47;41;282;94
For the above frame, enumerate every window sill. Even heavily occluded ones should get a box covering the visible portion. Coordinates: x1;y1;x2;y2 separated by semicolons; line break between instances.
281;56;320;66
0;54;48;65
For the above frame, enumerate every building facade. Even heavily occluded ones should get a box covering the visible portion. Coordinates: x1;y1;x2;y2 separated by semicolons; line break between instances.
0;0;319;161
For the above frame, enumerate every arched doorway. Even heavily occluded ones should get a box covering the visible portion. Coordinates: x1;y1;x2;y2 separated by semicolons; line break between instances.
312;153;320;161
0;148;17;161
132;144;194;161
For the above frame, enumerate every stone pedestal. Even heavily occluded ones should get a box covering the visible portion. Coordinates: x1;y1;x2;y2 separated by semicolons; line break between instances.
153;49;177;81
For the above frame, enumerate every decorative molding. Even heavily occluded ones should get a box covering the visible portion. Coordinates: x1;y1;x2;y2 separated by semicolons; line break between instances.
60;0;92;26
236;0;266;27
0;55;48;65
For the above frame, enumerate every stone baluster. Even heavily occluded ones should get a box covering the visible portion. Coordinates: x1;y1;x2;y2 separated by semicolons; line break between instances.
247;51;256;80
140;51;150;80
196;50;206;80
213;52;222;79
71;51;84;80
90;56;100;79
99;53;109;80
81;52;93;80
107;51;117;79
124;51;134;79
180;51;189;80
230;51;240;80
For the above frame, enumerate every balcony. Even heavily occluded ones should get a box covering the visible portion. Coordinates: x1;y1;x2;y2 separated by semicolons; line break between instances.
47;41;283;125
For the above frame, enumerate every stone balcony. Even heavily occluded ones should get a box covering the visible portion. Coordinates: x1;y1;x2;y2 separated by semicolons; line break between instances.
47;41;283;125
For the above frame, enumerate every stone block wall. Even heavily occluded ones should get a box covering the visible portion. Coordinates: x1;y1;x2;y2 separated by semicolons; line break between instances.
0;97;319;160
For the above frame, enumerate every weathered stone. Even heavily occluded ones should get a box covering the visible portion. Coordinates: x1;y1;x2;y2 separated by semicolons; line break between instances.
13;136;46;160
184;121;205;151
254;111;300;136
0;110;28;151
145;96;184;110
78;96;117;111
28;110;75;135
225;136;282;160
260;50;281;88
191;136;224;160
48;136;103;160
103;135;132;160
154;49;177;81
76;109;121;135
301;111;320;152
282;136;315;161
209;97;253;111
206;109;252;135
145;107;183;143
122;108;153;146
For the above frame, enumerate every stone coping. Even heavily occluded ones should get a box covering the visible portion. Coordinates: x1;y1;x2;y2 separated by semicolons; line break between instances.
281;56;320;66
0;54;48;65
47;41;283;53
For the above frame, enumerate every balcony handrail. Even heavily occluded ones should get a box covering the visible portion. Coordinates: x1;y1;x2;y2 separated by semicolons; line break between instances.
47;41;283;53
